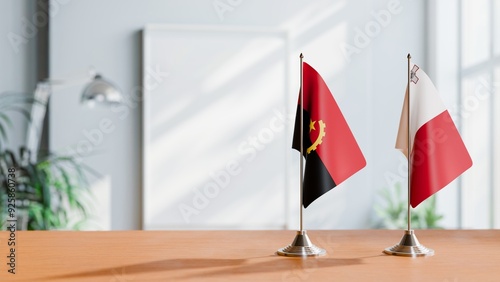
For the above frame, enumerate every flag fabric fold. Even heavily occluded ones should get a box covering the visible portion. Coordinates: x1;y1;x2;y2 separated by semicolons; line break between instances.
292;62;366;208
396;64;473;208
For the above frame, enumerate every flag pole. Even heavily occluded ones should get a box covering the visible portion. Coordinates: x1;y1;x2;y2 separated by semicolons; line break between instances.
277;53;325;257
299;53;304;232
406;53;412;232
383;53;434;257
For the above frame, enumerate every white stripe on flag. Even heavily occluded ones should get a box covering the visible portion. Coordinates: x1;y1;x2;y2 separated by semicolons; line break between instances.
396;64;447;156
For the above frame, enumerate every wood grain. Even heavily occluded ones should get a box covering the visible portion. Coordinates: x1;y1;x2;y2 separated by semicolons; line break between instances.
0;230;499;281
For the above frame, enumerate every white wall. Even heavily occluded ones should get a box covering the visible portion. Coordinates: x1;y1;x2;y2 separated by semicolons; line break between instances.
49;0;426;230
0;0;37;150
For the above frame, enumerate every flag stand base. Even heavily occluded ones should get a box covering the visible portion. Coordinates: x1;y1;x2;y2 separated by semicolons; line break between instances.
383;230;434;257
277;230;326;257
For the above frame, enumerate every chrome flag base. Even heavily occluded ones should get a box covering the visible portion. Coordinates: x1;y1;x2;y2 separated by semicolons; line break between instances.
277;230;326;257
384;230;434;257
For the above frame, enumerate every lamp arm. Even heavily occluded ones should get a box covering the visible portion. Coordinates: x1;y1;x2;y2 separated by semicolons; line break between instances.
25;68;96;161
25;68;120;160
25;82;51;162
43;68;96;91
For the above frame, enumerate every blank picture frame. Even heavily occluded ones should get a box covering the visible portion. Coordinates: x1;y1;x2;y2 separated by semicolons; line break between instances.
142;24;291;230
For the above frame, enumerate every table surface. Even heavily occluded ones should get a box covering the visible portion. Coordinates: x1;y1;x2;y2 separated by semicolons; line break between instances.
0;229;499;281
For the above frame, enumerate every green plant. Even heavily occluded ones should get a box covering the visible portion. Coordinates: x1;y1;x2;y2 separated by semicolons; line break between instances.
0;92;93;230
0;148;93;230
0;92;35;149
374;182;444;229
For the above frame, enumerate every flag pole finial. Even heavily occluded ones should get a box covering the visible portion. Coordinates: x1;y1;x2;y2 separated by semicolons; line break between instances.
300;53;303;59
407;53;411;59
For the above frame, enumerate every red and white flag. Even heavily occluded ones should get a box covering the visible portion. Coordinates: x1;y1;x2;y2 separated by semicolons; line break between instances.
396;64;473;208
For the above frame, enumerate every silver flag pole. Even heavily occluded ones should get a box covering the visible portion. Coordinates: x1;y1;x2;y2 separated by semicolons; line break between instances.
277;53;326;257
383;54;434;257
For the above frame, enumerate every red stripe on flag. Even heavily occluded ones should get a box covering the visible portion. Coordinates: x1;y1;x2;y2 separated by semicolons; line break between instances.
302;63;366;185
410;110;473;207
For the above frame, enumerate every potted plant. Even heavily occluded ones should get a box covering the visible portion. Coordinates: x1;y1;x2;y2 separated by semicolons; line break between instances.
0;92;93;230
373;181;444;229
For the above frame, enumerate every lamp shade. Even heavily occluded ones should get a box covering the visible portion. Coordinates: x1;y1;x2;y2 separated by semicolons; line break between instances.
81;74;122;105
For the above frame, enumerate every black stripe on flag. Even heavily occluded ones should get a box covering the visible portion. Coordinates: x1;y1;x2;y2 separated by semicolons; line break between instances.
292;105;337;208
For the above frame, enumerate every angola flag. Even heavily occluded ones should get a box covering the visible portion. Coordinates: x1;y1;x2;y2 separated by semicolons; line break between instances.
292;62;366;208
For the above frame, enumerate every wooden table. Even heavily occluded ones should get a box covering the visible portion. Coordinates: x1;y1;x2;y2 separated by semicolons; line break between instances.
0;230;499;281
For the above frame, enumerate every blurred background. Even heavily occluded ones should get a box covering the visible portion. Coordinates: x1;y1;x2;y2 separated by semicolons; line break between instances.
0;0;498;230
